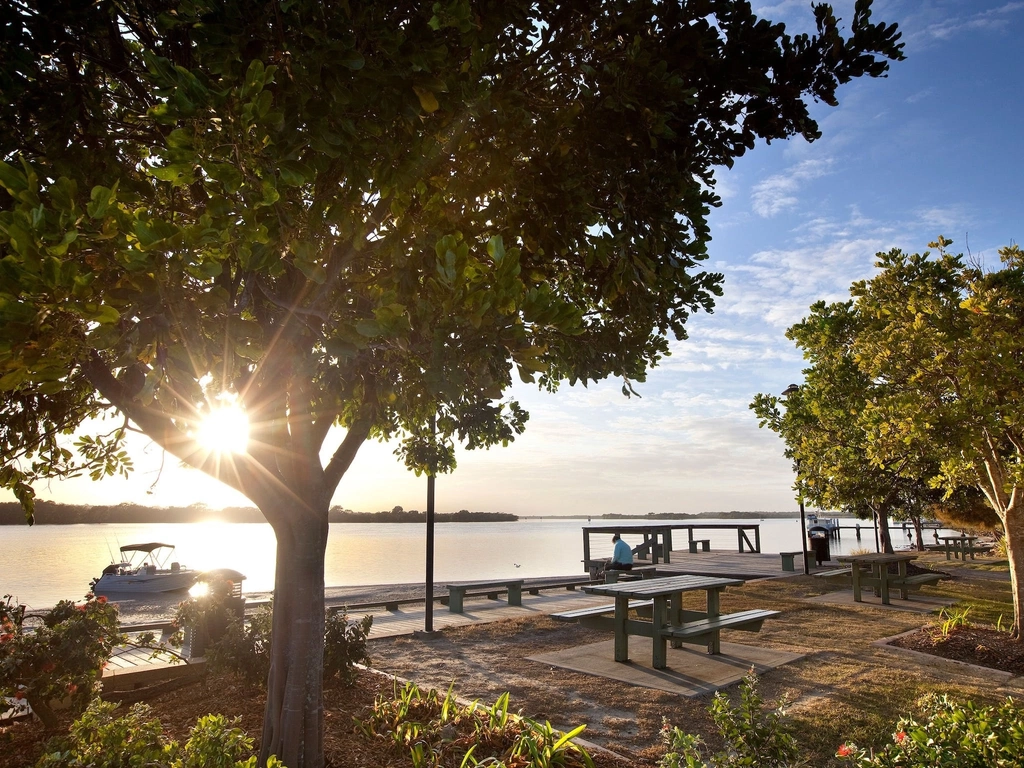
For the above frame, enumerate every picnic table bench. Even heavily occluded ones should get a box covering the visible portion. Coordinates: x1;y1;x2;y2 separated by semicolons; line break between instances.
561;574;777;668
688;539;711;553
552;599;654;621
836;554;943;604
446;579;524;613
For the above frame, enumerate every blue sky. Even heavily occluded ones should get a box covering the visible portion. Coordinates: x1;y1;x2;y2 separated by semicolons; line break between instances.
13;1;1024;516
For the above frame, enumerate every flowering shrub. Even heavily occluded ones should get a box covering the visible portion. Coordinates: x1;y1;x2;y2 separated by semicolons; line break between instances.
0;593;122;728
35;698;287;768
837;693;1024;767
659;672;800;767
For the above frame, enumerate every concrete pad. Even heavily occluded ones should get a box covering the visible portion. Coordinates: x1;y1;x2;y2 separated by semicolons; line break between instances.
805;590;955;613
527;639;804;697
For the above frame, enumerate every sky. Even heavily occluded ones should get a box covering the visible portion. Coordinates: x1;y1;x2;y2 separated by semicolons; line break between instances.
11;0;1024;517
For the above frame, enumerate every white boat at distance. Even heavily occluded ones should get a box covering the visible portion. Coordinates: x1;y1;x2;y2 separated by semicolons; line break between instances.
91;542;198;595
806;513;840;535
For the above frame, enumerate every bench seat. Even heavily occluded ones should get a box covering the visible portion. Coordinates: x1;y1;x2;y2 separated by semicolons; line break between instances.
605;565;658;583
659;609;780;640
897;572;943;588
779;551;815;572
447;580;525;613
815;568;854;580
551;599;654;622
688;539;711;553
526;578;598;595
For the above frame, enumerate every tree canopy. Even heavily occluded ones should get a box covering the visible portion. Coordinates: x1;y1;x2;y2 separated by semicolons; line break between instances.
0;1;904;764
758;238;1024;639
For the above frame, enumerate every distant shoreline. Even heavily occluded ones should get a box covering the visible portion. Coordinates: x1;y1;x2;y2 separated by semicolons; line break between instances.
2;500;839;525
0;501;517;525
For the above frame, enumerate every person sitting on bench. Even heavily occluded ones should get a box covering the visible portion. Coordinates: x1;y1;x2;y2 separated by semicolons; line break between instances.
598;533;633;578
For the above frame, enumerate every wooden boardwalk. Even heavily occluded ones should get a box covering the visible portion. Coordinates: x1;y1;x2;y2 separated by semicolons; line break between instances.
645;549;817;579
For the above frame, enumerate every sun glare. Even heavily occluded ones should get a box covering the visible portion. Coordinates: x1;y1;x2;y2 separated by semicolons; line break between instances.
196;402;250;454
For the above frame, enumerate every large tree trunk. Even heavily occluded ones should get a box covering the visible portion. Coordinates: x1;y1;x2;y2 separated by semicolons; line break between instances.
1002;501;1024;639
259;506;330;768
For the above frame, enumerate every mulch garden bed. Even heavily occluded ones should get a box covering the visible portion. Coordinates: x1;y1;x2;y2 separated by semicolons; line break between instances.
888;625;1024;677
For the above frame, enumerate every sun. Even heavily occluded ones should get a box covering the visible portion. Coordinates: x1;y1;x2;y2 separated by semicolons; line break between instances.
196;402;250;454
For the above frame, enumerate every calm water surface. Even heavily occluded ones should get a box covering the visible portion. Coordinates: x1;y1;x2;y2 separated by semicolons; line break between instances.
2;517;934;611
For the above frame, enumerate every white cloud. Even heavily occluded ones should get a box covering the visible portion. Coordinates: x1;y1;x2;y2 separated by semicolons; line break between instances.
750;158;834;218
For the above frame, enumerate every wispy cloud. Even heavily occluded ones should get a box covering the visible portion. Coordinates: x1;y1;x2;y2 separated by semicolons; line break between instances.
906;2;1024;47
750;158;834;218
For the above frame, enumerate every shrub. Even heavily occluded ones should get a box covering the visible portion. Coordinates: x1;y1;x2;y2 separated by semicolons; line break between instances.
35;697;286;768
204;604;273;687
659;672;801;768
323;610;372;688
837;693;1024;767
175;598;372;689
0;593;122;729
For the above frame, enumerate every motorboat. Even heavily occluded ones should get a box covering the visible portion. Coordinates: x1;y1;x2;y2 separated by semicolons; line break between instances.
91;542;198;595
805;513;839;535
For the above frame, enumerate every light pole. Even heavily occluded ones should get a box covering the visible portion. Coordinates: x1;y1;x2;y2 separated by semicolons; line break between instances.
781;384;810;575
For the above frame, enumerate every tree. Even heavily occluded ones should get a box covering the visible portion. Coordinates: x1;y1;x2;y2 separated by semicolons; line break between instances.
752;301;951;554
0;1;903;764
849;239;1024;638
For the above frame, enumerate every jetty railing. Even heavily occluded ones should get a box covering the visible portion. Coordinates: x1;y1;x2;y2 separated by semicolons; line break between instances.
582;523;761;568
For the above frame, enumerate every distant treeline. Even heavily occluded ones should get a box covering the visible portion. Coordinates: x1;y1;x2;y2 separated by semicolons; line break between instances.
0;501;517;525
598;511;819;519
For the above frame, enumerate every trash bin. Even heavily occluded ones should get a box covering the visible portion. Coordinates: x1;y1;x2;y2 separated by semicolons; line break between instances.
809;531;830;565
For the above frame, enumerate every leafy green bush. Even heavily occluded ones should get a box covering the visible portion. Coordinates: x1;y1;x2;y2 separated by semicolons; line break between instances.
1;593;122;728
204;604;273;686
175;598;372;689
355;680;594;768
35;698;285;768
323;610;372;688
659;672;801;768
837;693;1024;767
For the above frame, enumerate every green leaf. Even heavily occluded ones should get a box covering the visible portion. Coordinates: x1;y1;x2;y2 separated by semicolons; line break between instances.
278;160;312;186
148;163;193;185
413;86;440;113
87;182;118;219
0;160;28;195
295;258;327;283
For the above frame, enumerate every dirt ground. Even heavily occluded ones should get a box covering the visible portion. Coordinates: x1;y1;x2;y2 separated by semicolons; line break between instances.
3;554;1020;768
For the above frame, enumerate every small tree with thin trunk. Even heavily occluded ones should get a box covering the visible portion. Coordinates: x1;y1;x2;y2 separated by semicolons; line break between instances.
0;1;903;764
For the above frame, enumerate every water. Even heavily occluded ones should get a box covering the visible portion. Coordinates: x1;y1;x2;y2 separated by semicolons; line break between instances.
1;517;935;612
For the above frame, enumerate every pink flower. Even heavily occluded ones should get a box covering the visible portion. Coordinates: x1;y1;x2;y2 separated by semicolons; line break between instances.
895;730;907;743
836;744;855;757
0;633;13;643
66;683;77;694
97;595;108;604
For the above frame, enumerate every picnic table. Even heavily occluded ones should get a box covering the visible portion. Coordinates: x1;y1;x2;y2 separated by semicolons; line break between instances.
939;535;978;561
836;552;921;605
568;574;777;669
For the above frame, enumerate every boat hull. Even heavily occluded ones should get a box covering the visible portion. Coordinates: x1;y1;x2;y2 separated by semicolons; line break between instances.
92;570;197;595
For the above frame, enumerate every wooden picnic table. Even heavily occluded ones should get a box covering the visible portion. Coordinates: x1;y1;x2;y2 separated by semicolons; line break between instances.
580;574;776;669
939;535;978;561
836;552;917;605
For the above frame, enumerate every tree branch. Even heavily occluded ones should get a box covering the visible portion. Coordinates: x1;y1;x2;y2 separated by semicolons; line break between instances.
323;416;372;493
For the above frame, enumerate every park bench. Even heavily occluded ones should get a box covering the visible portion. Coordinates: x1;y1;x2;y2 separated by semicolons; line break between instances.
446;579;525;613
688;539;711;553
780;550;815;572
551;599;654;622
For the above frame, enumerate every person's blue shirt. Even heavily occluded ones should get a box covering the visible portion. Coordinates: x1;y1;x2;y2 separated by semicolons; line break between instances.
612;538;633;565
